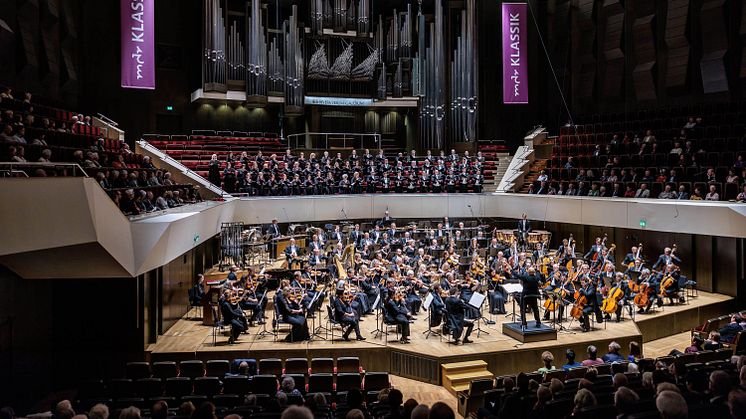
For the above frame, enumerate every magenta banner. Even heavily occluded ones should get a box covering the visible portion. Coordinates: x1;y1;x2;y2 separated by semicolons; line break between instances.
121;0;155;89
502;3;528;104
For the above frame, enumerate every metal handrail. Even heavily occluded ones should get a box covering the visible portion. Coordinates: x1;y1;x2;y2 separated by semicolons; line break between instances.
0;162;89;177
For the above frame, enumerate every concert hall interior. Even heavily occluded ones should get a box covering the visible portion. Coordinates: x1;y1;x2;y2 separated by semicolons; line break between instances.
1;1;746;419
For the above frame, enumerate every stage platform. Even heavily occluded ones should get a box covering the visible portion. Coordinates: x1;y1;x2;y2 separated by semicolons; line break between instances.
147;291;735;384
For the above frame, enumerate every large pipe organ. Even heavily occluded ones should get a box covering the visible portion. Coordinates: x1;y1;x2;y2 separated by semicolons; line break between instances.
200;0;480;147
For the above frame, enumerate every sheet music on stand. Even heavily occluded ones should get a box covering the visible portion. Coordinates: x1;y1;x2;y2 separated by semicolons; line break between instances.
468;291;486;309
307;289;321;311
371;293;382;311
423;292;434;311
503;283;524;294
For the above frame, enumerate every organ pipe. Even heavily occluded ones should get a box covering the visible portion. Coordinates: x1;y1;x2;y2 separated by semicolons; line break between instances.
246;0;267;102
203;0;226;91
284;5;303;114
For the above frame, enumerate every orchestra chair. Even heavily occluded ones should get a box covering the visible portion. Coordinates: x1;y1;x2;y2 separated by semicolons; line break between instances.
336;356;362;374
186;287;202;319
457;378;495;417
311;358;335;374
326;305;342;342
222;375;250;396
284;358;310;375
258;358;283;377
206;359;230;377
272;304;293;342
151;361;178;379
482;389;502;414
125;362;151;380
380;304;401;344
210;305;227;346
179;360;206;379
230;358;257;376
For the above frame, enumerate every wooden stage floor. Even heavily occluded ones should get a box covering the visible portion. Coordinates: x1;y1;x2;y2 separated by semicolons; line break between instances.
147;291;735;383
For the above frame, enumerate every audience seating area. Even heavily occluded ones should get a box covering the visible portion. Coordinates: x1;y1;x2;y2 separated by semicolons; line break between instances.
74;357;390;418
467;341;737;419
0;86;204;215
522;103;746;201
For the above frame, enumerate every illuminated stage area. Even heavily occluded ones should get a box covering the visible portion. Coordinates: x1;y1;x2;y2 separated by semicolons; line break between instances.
149;291;734;384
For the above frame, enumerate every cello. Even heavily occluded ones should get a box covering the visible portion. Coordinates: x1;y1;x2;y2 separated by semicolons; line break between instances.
601;280;625;314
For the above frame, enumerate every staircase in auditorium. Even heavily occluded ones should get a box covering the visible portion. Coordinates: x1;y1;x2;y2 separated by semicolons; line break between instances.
441;360;492;396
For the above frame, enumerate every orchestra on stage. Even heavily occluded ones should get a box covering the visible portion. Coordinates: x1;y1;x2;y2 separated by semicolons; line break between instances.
193;212;694;345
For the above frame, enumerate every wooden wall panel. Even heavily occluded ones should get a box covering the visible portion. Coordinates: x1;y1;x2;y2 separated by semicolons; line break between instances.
665;0;691;90
714;236;738;296
699;0;729;93
598;0;625;101
740;1;746;79
694;236;714;292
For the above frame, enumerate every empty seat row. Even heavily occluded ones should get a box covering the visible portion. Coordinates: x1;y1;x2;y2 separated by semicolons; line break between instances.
126;357;364;380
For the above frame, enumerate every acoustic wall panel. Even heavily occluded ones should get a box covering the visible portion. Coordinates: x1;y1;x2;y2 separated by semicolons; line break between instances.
699;0;729;94
598;0;625;100
572;0;597;105
632;15;657;101
665;0;690;90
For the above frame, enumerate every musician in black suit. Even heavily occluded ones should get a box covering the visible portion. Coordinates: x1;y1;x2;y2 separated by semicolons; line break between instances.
268;219;281;238
428;283;448;329
221;292;248;344
226;266;238;283
385;291;411;344
284;238;301;262
333;293;366;341
445;288;474;344
517;213;532;250
513;266;542;328
652;247;681;271
276;287;309;342
578;279;600;332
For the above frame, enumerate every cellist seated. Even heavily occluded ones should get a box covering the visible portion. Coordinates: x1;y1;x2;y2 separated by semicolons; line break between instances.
659;263;681;305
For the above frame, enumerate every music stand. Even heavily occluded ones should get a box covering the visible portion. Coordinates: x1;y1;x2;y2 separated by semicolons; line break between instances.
370;293;385;339
255;291;275;339
308;290;327;341
468;292;489;338
422;293;442;339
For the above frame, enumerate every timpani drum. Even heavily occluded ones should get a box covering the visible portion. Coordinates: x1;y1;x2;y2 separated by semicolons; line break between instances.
527;232;542;245
497;229;515;244
536;230;552;244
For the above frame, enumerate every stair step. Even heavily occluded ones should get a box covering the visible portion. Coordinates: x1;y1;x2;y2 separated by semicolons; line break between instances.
442;360;488;372
445;371;494;384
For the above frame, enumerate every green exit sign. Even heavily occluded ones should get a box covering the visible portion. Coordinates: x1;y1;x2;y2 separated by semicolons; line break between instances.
194;234;200;243
639;219;647;228
166;105;174;111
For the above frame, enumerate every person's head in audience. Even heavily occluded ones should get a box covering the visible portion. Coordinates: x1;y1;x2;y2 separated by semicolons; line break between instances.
428;402;455;419
578;378;594;391
656;382;680;396
403;399;419;418
540;351;554;370
529;379;540;391
411;404;430;419
388;388;404;410
586;345;599;361
729;389;746;419
54;400;75;419
614;386;639;416
516;372;530;392
0;407;15;419
656;391;687;419
345;388;363;408
345;410;364;419
502;376;515;391
150;401;168;419
565;349;577;365
584;367;598;381
281;376;296;393
572;389;596;414
177;402;195;417
280;406;313;419
535;386;551;409
312;393;327;407
118;407;140;419
549;378;564;395
627;363;639;374
710;370;731;400
629;341;641;359
613;373;628;389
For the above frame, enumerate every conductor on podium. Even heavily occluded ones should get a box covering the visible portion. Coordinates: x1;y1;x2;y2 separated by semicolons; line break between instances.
515;266;542;329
